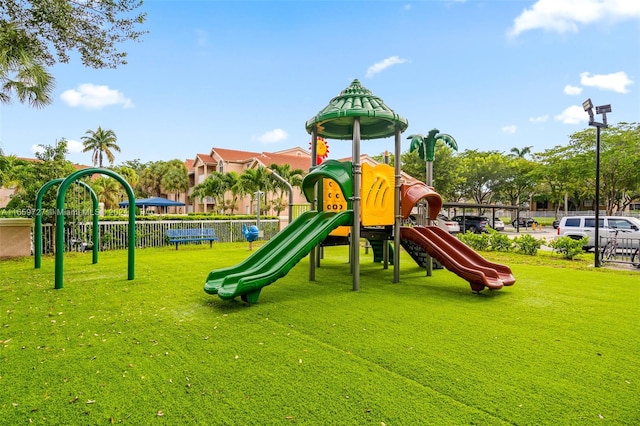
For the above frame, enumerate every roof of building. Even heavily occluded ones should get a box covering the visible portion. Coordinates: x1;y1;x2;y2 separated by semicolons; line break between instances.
202;147;313;171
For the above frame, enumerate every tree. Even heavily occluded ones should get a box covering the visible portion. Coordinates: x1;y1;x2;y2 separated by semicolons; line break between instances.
0;152;29;194
493;156;538;217
0;23;54;108
563;123;640;214
532;144;586;217
160;159;188;202
509;146;533;158
222;172;241;214
239;168;271;214
457;150;510;207
0;1;146;106
111;165;139;191
193;172;227;213
5;140;76;219
91;176;121;210
137;160;188;200
81;127;121;167
268;163;304;197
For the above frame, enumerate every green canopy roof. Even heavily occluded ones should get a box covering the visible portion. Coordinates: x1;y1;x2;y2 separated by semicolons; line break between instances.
305;79;408;140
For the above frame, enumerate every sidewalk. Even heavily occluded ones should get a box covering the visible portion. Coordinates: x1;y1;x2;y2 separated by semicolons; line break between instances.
502;225;557;239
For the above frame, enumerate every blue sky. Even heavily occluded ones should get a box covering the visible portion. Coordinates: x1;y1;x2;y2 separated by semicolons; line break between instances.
1;0;638;165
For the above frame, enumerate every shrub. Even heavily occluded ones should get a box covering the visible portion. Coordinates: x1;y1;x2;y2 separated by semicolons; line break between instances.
457;231;490;251
548;236;588;259
488;230;513;252
513;234;543;256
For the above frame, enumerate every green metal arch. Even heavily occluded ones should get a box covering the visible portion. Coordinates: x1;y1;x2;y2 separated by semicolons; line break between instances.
54;168;136;289
34;178;99;269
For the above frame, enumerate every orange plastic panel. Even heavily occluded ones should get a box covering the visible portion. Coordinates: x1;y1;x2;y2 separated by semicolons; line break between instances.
322;178;348;212
361;163;395;226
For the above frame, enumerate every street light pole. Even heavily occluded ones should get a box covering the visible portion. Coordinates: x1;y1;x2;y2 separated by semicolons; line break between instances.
582;99;611;268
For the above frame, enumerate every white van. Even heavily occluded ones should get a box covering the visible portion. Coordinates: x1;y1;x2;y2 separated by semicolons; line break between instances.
557;216;640;250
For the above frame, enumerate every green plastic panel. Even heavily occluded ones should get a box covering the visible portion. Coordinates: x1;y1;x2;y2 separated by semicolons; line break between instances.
301;160;353;206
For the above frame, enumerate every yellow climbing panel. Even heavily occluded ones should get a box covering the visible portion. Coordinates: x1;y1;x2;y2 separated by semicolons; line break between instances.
361;163;394;226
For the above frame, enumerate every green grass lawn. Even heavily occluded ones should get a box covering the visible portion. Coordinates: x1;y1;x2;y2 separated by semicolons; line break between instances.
1;243;638;424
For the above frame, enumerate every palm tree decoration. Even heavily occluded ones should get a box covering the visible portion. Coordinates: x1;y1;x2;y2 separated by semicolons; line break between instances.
407;128;458;186
81;126;121;167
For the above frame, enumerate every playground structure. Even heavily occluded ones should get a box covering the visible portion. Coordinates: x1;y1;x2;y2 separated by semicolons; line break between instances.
34;168;136;289
205;79;514;303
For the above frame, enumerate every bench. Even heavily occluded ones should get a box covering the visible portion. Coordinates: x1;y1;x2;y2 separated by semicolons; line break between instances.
166;228;218;250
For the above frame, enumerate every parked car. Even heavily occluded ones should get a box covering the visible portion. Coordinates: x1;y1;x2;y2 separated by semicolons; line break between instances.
451;215;489;234
491;218;505;231
436;214;461;234
552;219;560;229
512;217;539;228
557;215;640;250
404;214;461;235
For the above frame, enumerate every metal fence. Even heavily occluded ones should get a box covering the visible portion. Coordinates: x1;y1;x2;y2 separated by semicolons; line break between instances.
39;219;280;253
532;210;640;219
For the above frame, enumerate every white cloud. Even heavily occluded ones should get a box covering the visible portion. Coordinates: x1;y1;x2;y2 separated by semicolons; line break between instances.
502;125;517;134
508;0;640;38
564;85;583;95
365;56;408;78
403;4;412;11
253;128;288;144
529;114;549;123
66;139;84;154
555;105;588;124
60;83;134;109
580;71;633;93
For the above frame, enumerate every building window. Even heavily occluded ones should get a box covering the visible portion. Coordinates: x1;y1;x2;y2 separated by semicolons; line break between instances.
218;161;224;173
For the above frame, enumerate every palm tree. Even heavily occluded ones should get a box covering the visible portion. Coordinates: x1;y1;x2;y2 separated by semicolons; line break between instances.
0;23;54;108
407;129;458;186
194;172;227;212
138;161;164;197
269;163;304;197
81;126;120;167
510;146;533;158
160;159;189;203
91;176;120;210
240;167;271;214
221;171;240;214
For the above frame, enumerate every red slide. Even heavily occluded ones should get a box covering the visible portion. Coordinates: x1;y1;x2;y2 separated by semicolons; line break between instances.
400;226;515;292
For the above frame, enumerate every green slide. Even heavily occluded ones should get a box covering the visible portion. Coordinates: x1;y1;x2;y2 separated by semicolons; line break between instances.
204;210;353;303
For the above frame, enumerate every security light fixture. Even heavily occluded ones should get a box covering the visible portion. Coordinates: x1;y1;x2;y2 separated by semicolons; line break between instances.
583;98;594;123
584;99;612;267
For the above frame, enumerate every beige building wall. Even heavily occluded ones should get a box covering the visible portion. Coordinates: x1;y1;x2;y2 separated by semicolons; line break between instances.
0;218;32;258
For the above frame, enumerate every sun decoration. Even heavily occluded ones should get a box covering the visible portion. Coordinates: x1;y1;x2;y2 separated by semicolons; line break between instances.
309;137;330;165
